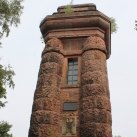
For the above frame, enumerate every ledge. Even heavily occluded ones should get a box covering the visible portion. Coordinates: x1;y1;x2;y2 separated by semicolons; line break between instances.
61;84;81;89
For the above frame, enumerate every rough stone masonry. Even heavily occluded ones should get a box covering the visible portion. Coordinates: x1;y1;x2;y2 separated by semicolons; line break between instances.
28;3;112;137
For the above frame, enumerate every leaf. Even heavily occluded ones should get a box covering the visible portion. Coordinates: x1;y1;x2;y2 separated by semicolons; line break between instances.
0;121;12;135
64;5;73;14
0;0;24;44
110;17;118;34
0;64;15;108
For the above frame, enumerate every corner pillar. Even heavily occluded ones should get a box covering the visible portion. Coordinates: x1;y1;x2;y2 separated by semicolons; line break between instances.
80;36;112;137
28;38;64;137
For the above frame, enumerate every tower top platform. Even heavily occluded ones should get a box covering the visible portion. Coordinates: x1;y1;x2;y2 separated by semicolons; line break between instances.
40;3;111;58
57;3;96;13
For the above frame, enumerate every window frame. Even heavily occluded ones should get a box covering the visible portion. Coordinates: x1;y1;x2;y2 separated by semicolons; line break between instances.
67;58;78;85
61;56;81;87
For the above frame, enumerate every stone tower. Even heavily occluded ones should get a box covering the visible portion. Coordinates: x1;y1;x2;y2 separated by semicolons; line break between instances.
28;3;112;137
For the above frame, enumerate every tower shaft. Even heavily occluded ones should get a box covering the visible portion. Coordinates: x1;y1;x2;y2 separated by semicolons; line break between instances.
29;3;112;137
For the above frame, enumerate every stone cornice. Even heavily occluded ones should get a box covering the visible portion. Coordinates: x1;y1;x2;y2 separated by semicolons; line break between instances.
44;27;105;43
40;3;111;59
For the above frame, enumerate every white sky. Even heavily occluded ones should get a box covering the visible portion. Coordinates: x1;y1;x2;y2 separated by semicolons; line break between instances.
0;0;137;137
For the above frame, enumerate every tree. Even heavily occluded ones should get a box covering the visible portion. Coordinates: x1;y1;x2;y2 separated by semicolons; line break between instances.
0;65;15;137
0;64;15;108
0;121;13;137
0;0;24;45
0;0;24;136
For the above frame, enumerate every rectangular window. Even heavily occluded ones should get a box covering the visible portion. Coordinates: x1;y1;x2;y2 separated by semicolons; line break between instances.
67;58;78;85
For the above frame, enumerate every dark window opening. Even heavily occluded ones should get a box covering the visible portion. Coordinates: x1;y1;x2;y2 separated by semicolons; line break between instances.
63;102;78;111
67;58;78;85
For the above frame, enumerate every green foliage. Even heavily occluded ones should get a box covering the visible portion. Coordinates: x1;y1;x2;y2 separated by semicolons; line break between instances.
64;5;73;14
135;20;137;30
0;1;22;137
0;121;13;137
0;0;24;44
110;17;118;34
0;81;7;108
0;64;15;108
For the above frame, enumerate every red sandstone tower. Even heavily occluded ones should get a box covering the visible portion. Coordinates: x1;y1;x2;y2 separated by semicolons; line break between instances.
28;3;112;137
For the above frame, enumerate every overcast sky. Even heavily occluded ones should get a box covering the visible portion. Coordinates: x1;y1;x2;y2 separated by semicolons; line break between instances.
0;0;137;137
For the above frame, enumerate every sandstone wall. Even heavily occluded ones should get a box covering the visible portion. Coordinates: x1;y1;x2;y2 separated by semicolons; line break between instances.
28;36;112;137
28;38;64;137
80;36;112;137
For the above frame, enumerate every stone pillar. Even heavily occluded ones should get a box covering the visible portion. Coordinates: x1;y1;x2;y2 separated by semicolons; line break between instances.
80;36;112;137
28;38;64;137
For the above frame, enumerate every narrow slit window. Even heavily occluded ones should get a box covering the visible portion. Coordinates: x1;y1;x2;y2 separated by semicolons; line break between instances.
67;58;78;85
